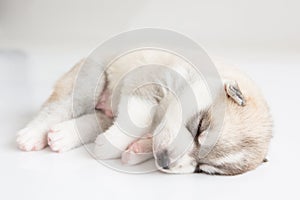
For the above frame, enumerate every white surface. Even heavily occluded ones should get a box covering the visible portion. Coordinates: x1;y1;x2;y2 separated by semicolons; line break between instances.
0;47;299;200
1;0;300;49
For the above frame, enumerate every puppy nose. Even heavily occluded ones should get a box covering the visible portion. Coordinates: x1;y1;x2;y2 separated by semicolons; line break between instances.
156;150;170;169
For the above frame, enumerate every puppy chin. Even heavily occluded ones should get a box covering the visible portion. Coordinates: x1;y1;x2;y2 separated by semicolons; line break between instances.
157;154;197;174
158;165;196;174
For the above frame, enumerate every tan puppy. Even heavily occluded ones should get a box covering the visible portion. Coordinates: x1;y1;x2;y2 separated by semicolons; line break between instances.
16;50;272;175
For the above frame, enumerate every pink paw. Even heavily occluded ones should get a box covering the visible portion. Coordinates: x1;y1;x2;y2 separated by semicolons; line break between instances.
128;133;152;153
121;134;153;165
47;121;80;153
128;142;142;153
47;129;61;152
16;127;48;151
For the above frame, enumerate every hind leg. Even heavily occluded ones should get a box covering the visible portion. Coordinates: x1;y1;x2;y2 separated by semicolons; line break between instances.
16;96;73;151
16;59;106;151
48;111;112;152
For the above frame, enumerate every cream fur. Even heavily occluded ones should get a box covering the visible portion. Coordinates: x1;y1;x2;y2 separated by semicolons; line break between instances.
16;50;272;175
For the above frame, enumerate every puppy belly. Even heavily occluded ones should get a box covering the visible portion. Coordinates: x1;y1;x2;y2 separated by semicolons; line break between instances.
96;88;113;118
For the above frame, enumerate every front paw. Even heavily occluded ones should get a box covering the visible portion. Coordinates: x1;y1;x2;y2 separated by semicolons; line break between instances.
121;136;153;165
16;127;48;151
48;121;80;153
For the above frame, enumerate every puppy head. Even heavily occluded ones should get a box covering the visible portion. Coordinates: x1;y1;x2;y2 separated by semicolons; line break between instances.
153;109;214;174
153;80;249;174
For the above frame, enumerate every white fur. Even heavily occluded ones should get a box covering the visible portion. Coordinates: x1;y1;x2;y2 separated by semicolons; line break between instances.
94;94;157;159
213;151;246;166
17;50;272;175
162;154;197;174
17;99;72;151
199;164;224;175
48;113;101;152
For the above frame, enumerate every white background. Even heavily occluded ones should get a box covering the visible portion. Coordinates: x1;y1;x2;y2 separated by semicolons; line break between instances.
0;1;299;200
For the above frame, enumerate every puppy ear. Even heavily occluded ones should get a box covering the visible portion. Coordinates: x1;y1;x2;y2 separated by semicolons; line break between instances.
224;80;246;106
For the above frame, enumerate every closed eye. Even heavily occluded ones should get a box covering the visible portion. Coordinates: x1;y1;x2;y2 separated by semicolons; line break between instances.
194;163;202;173
194;118;203;146
186;110;210;144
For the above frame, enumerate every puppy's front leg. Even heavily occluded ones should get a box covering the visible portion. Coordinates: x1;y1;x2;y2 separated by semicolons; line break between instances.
94;95;157;159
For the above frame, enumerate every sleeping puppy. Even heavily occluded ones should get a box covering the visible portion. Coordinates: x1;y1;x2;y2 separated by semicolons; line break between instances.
16;50;272;175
